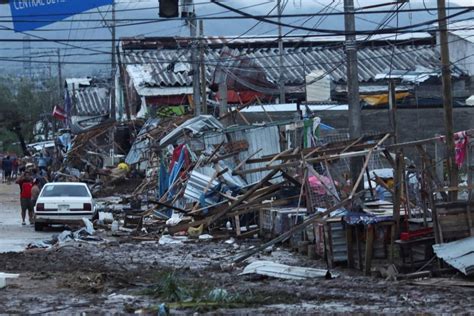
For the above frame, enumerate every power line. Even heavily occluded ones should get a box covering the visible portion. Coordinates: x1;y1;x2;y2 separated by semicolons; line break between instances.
1;32;471;73
209;1;473;35
0;5;471;20
0;24;471;42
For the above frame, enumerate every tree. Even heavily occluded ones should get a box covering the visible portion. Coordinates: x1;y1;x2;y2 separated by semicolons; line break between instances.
0;76;51;155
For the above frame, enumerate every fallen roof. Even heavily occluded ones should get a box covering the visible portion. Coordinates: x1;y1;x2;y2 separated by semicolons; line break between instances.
433;236;474;276
159;115;224;147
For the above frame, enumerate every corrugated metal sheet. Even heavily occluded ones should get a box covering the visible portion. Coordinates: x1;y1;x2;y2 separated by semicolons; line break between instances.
231;126;281;184
121;38;466;94
160;115;223;147
184;170;220;204
73;87;109;116
433;236;474;276
125;118;160;165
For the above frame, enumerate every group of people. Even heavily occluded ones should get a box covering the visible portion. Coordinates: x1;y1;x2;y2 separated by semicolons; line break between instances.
1;155;18;183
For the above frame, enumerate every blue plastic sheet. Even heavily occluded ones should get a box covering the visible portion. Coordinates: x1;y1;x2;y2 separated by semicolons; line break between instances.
343;212;393;225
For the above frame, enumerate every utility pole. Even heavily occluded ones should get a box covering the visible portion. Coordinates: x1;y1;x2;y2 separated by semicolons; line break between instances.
189;5;201;116
277;0;285;104
110;0;117;122
57;48;62;101
199;20;207;114
344;0;363;191
437;0;458;200
389;79;403;234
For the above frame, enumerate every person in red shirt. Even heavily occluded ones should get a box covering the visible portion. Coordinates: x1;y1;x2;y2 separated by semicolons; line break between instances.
16;171;34;225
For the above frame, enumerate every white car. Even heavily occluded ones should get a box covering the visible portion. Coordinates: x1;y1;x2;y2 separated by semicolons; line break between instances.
34;182;96;231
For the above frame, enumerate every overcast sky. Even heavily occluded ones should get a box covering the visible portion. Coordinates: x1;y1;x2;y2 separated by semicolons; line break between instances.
0;0;472;76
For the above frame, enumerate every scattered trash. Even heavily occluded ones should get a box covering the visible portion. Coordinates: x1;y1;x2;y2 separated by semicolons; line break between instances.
165;213;183;226
198;234;213;240
0;273;19;289
159;235;188;245
111;220;119;232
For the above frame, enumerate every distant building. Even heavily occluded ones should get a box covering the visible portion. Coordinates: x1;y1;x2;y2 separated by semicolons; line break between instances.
118;33;471;117
65;77;110;133
446;20;474;77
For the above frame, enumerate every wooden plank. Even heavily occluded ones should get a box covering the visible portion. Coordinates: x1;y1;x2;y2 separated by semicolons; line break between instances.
231;191;364;263
349;133;391;199
204;141;225;164
393;150;404;235
281;170;302;187
346;225;354;269
364;225;375;276
207;169;281;227
235;149;263;170
266;148;293;167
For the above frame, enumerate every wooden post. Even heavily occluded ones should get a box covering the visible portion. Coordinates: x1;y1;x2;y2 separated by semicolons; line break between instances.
437;0;458;201
393;151;404;235
364;224;375;276
467;141;474;235
346;225;354;268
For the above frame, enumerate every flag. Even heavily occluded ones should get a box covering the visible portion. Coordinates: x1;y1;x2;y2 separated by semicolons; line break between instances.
52;105;66;121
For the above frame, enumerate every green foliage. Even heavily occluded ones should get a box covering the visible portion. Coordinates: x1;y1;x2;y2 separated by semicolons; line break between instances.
0;76;58;153
140;271;281;313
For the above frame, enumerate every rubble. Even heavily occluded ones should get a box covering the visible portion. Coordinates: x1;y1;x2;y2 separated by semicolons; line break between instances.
10;108;474;313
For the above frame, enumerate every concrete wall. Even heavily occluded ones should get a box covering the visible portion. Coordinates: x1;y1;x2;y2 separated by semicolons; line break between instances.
316;107;474;142
448;34;474;77
240;107;474;161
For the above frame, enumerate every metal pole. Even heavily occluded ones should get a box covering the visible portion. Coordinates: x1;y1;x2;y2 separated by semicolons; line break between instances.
190;6;201;116
388;80;398;143
219;81;228;119
437;0;458;201
111;0;116;121
344;0;363;191
199;20;207;114
57;48;62;101
278;0;285;104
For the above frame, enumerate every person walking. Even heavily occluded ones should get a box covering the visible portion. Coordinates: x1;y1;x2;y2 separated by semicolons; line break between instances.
16;171;34;225
31;178;40;209
12;157;18;179
2;155;12;183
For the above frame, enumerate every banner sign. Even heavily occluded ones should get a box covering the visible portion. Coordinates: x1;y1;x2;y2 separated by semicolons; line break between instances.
10;0;113;32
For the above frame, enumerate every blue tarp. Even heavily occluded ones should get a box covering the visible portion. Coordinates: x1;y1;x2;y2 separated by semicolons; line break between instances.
343;212;393;225
158;161;169;198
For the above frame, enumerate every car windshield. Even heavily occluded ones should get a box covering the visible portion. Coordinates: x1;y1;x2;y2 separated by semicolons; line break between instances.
41;185;91;198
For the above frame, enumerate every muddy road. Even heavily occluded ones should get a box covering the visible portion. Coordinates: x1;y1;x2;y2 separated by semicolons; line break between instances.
0;183;49;253
0;183;473;314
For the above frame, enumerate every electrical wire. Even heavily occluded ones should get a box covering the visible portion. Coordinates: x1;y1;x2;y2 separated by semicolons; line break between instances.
209;1;473;36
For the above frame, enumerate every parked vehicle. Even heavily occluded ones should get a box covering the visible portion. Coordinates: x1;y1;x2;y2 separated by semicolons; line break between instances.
34;182;96;231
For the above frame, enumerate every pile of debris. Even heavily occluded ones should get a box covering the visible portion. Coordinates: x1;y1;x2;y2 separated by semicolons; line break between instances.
38;109;474;289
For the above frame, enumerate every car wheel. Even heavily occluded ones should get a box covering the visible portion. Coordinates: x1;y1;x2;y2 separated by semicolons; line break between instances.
34;222;44;231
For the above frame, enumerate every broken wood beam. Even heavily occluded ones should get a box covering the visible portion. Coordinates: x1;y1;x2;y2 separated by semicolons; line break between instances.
208;169;281;227
231;191;364;263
